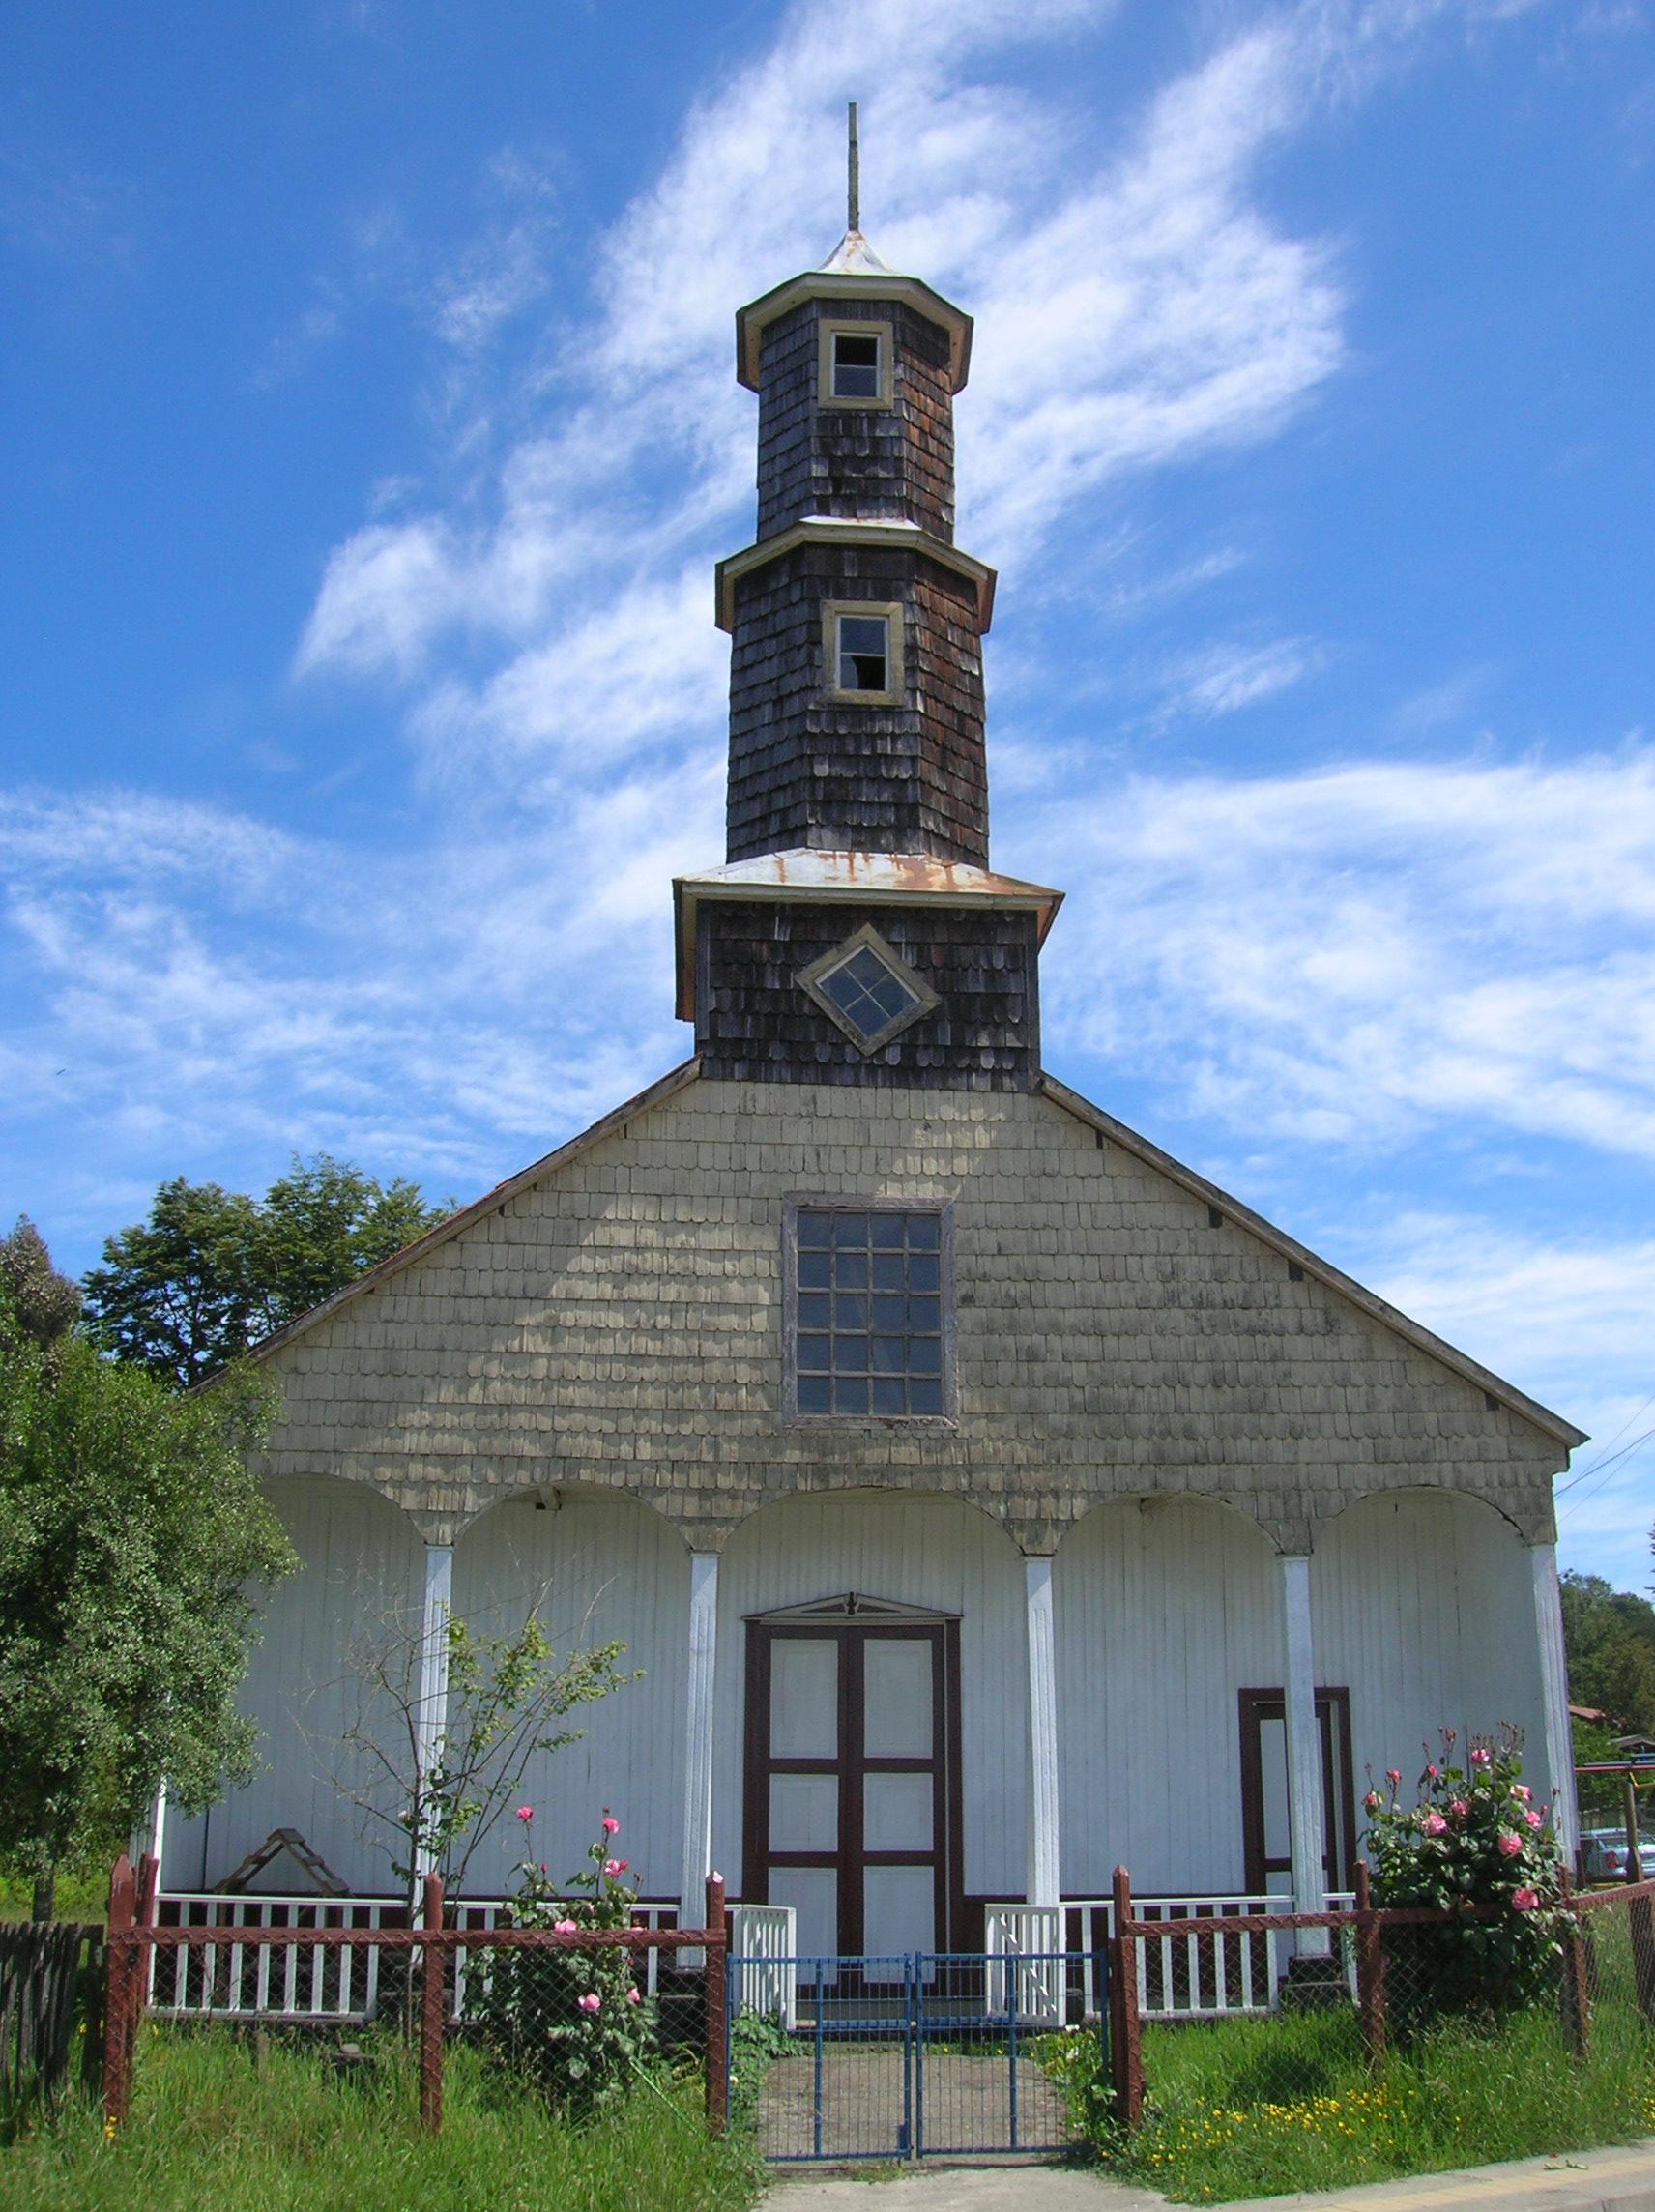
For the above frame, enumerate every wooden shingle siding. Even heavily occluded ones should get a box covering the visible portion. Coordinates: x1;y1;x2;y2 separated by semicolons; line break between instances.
726;546;988;863
256;1078;1567;1557
695;900;1039;1090
755;298;956;543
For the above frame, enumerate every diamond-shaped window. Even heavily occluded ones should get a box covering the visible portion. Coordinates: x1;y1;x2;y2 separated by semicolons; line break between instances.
798;925;938;1055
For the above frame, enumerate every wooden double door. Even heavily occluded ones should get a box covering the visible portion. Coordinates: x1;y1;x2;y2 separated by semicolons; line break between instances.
743;1607;963;1964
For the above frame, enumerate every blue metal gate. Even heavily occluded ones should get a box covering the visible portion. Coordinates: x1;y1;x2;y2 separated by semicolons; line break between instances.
728;1951;1087;2162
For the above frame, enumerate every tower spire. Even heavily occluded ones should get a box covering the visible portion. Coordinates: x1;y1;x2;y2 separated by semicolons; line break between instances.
847;101;860;236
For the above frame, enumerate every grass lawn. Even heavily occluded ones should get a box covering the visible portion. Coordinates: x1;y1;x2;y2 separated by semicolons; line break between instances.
1046;1997;1655;2204
1;2025;765;2212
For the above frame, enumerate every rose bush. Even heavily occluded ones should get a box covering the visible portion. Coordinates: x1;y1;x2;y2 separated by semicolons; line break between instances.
473;1809;657;2113
1364;1726;1566;2033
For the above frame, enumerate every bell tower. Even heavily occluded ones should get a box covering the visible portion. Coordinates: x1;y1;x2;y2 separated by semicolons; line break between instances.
675;110;1062;1091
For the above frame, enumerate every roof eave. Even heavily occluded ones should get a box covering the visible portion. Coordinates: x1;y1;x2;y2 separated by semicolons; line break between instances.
241;1060;705;1367
735;271;973;393
674;856;1063;1021
715;520;996;632
1039;1073;1589;1454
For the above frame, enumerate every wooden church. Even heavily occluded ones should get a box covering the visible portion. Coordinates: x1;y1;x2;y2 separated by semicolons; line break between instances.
161;185;1585;1966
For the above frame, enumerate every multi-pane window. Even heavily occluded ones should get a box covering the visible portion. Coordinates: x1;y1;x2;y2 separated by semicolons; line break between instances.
798;923;938;1055
792;1208;947;1417
830;329;881;399
837;613;888;692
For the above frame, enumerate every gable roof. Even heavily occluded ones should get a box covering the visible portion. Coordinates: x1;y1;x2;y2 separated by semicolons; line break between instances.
1040;1073;1585;1449
247;1055;1585;1452
244;1059;702;1367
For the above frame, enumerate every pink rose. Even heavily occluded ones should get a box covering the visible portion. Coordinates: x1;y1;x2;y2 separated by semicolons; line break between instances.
578;1993;601;2014
1364;1790;1382;1812
1470;1748;1491;1767
1386;1769;1402;1787
603;1858;628;1877
553;1918;578;1935
602;1817;621;1836
1426;1764;1438;1779
1496;1830;1524;1857
515;1806;534;1822
1449;1799;1469;1818
626;1986;641;2005
1424;1812;1448;1836
1511;1785;1530;1802
1524;1810;1542;1829
1512;1887;1540;1910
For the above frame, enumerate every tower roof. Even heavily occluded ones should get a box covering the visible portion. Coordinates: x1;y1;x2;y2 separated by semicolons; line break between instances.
735;232;973;393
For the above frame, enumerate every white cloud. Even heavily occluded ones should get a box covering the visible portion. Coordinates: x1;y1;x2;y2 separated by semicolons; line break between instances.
292;0;1357;760
1029;746;1655;1158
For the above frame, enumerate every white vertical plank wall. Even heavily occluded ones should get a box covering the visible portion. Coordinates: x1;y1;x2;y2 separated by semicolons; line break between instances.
1054;1496;1286;1897
449;1490;689;1899
712;1490;1028;1900
166;1476;427;1894
1311;1489;1546;1805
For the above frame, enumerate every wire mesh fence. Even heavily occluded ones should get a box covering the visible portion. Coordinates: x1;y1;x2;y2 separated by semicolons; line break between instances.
101;1855;730;2139
1113;1872;1655;2148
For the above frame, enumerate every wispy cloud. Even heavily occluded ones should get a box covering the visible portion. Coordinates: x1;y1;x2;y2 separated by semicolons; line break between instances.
1029;745;1655;1158
294;0;1362;781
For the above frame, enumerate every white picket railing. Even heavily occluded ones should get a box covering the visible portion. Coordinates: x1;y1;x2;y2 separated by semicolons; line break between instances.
151;1894;682;2021
983;1892;1357;2022
729;1904;797;2027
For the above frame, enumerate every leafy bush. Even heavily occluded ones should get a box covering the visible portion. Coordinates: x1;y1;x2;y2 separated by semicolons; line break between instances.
473;1811;658;2115
1364;1727;1566;2030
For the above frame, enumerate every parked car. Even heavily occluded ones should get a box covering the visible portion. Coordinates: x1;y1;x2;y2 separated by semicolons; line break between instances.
1578;1828;1655;1882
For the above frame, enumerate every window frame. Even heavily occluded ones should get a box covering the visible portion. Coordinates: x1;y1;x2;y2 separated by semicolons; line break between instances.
782;1196;958;1429
822;600;904;706
818;318;894;409
797;921;939;1056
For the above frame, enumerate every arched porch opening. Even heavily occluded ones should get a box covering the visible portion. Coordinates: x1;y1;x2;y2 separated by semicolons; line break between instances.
713;1487;1028;1950
1311;1485;1548;1813
449;1483;689;1904
1054;1492;1283;1900
168;1472;426;1897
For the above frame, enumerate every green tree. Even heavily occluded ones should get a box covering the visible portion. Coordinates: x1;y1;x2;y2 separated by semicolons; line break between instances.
81;1155;446;1387
0;1218;82;1349
0;1263;295;1911
1558;1571;1655;1736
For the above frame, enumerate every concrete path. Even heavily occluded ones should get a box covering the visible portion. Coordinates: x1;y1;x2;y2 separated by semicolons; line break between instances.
764;2137;1655;2212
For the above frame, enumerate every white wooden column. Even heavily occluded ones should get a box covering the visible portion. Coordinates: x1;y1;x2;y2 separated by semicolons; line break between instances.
679;1552;719;1927
413;1542;453;1882
1025;1554;1061;1909
1529;1540;1580;1863
1280;1553;1329;1952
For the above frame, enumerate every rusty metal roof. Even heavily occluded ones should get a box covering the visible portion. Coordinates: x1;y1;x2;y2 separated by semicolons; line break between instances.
673;848;1063;1021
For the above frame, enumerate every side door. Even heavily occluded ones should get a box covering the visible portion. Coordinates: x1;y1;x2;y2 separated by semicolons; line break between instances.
1238;1686;1357;1896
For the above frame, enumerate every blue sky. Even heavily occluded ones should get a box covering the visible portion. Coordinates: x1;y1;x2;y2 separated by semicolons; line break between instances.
3;0;1651;1589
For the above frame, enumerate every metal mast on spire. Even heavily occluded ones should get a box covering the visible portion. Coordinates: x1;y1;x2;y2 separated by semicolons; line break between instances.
847;100;860;234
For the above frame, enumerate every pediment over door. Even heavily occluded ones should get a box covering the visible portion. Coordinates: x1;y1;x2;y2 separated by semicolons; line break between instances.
746;1590;956;1624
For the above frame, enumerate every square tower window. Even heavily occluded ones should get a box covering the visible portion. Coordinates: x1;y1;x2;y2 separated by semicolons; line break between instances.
823;602;904;704
819;319;892;408
798;922;939;1055
787;1202;953;1420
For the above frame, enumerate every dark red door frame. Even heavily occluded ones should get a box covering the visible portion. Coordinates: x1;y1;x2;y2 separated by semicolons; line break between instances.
742;1615;965;1958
